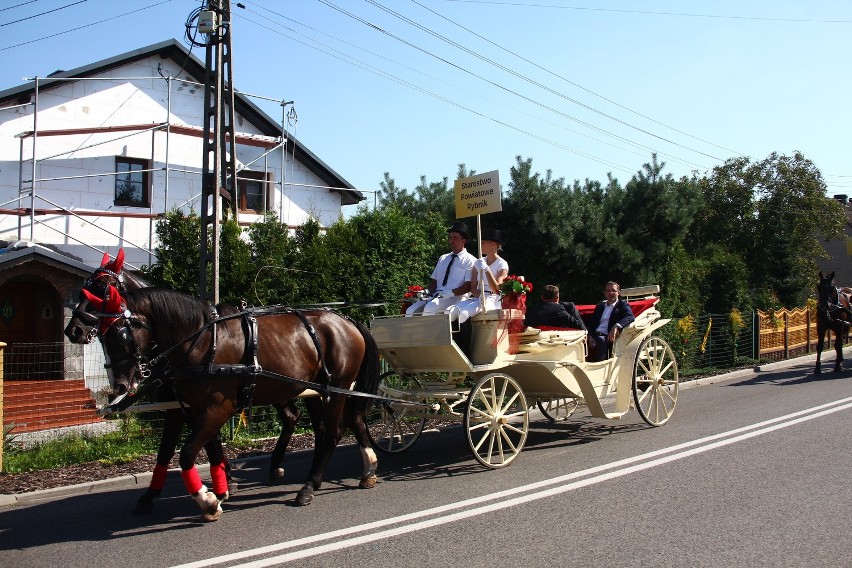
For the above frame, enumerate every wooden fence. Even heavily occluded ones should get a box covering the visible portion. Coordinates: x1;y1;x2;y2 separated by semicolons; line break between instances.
757;307;850;360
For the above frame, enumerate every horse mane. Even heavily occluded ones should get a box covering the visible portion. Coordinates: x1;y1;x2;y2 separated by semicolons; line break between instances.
122;270;151;290
124;288;210;346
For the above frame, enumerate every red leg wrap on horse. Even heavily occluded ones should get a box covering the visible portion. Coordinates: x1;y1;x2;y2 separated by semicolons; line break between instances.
180;467;203;494
150;464;169;491
210;462;228;496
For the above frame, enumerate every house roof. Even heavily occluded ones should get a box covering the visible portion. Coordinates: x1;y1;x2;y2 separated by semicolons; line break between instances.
0;39;363;206
0;241;95;276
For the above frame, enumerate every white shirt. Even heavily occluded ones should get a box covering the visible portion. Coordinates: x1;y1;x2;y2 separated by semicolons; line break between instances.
431;248;476;292
476;257;509;294
596;302;615;335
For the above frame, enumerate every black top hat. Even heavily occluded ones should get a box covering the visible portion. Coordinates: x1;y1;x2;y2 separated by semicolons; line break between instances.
447;221;470;240
480;227;504;244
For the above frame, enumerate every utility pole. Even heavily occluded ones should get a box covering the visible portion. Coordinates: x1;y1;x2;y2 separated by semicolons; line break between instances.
197;0;237;304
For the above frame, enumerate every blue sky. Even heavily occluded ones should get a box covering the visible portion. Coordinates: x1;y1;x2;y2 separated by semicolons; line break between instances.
2;0;851;211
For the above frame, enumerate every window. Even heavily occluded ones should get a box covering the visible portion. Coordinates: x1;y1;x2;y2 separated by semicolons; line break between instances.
114;157;150;207
237;170;273;213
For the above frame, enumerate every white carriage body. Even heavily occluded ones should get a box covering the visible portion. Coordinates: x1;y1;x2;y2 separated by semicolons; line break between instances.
368;286;679;467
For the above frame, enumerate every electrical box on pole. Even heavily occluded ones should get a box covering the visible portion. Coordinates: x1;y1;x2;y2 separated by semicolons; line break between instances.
198;0;238;305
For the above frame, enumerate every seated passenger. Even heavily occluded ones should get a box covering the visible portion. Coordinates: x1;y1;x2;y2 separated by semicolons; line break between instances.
405;221;476;319
524;284;587;330
587;280;635;362
455;228;509;324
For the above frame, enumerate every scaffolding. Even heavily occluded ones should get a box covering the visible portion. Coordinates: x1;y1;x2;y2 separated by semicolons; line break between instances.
1;73;301;269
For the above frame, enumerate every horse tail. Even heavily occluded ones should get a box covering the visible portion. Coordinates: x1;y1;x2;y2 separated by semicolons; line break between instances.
352;320;380;408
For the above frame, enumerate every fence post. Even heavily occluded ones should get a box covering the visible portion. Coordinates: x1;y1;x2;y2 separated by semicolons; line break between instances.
0;341;5;472
806;307;811;354
783;311;789;359
754;310;761;360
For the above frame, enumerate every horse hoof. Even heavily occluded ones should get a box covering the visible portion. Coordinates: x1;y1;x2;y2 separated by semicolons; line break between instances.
202;506;223;522
228;481;239;494
132;501;154;515
215;491;230;503
295;488;314;506
270;468;286;485
359;475;378;489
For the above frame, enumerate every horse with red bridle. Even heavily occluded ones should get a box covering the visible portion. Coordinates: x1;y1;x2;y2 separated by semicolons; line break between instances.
65;250;238;513
78;264;380;521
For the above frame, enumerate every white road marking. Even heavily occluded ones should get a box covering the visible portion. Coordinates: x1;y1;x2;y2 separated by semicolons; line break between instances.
171;397;852;568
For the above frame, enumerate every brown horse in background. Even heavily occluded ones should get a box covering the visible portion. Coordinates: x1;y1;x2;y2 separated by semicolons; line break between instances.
815;271;850;374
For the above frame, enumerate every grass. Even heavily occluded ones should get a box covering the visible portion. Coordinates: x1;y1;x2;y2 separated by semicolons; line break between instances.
2;417;160;474
1;412;294;475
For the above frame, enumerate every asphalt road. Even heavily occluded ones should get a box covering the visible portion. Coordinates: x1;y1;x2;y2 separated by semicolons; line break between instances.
1;347;850;568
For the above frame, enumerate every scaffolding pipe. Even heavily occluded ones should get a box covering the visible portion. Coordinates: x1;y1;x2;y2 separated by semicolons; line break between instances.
23;124;167;163
17;137;24;241
29;77;38;241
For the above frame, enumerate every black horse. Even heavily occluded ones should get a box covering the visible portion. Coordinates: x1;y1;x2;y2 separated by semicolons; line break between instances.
84;280;380;521
815;271;850;374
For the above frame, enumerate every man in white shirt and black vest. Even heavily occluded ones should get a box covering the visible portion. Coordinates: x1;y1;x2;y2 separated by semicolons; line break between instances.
405;221;477;319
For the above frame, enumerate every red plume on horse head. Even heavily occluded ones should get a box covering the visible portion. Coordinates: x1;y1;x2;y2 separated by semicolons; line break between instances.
101;248;125;275
82;283;125;335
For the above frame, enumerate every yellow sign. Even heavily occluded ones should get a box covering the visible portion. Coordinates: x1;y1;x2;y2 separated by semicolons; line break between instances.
454;170;501;219
847;236;852;256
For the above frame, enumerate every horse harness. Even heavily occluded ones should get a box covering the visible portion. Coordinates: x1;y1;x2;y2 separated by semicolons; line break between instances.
98;302;385;415
820;286;852;327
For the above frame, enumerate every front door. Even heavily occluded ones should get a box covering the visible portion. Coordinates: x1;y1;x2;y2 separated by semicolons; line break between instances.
0;276;63;379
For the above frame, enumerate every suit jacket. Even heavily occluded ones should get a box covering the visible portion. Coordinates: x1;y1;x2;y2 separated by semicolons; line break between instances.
588;299;635;336
524;301;586;330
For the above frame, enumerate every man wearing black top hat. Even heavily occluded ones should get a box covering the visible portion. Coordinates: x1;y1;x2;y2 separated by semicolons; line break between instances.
405;221;477;318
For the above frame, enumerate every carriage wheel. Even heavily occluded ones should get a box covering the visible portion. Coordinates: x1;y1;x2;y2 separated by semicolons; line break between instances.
464;373;529;468
632;336;679;426
366;371;426;454
537;397;580;422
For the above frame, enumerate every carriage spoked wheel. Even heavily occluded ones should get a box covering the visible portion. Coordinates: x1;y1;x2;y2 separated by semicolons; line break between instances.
366;371;426;454
632;336;679;426
537;397;580;422
464;373;529;468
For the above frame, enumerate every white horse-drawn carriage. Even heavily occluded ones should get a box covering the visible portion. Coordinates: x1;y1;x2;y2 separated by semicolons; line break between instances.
367;285;679;468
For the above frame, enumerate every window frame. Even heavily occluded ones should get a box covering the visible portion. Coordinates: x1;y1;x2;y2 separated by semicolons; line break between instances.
114;156;151;208
237;169;273;214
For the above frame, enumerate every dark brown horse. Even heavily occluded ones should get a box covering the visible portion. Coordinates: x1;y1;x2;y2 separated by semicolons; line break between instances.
65;253;366;515
64;251;236;513
86;281;380;521
815;271;850;374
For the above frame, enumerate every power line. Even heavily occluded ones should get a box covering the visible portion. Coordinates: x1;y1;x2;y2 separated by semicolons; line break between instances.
1;0;88;27
317;0;711;170
364;0;723;164
0;0;173;51
0;1;39;14
439;0;852;24
411;0;745;158
238;2;664;168
233;7;636;174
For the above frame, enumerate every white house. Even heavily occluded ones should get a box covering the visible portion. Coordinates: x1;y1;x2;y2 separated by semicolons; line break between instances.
0;40;363;435
0;39;363;269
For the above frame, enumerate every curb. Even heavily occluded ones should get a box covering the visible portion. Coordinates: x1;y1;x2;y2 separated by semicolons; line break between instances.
2;346;849;507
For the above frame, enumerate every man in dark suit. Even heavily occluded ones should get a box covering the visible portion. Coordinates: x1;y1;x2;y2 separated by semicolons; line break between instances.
525;285;587;330
587;280;635;362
